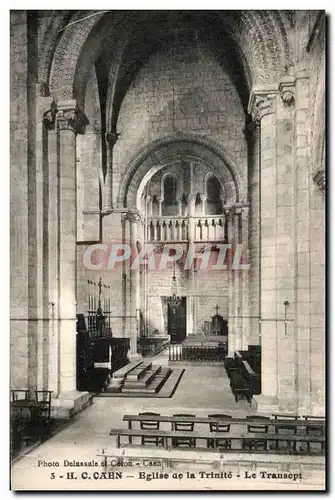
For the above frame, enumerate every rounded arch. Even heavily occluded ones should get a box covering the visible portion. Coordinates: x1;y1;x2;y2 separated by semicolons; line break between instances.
203;171;225;203
160;171;181;201
118;132;244;210
44;11;291;114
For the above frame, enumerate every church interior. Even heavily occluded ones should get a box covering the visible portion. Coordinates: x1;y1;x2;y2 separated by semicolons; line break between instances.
10;10;325;487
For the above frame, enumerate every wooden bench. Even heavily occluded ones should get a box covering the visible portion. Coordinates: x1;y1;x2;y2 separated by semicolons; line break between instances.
242;360;261;395
109;427;325;455
123;414;325;431
229;370;251;402
225;348;262;403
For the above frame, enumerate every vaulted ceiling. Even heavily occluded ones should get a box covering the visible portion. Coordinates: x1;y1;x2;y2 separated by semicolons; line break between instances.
39;10;295;132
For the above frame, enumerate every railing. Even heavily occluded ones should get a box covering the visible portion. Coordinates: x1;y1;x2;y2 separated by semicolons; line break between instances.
146;216;226;242
137;337;170;357
147;217;188;242
169;344;226;362
87;309;112;338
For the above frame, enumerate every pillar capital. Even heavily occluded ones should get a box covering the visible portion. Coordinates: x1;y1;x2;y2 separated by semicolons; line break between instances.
106;132;118;147
56;102;88;134
187;193;197;203
224;206;234;219
43;104;57;130
279;75;296;106
248;85;278;122
125;209;142;224
199;194;207;202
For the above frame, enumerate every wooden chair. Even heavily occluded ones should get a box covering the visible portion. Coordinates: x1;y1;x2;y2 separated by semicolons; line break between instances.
11;389;30;401
243;416;270;452
272;413;299;452
138;412;164;447
30;391;53;440
303;416;325;453
35;391;52;421
172;414;196;448
273;414;299;434
207;414;232;450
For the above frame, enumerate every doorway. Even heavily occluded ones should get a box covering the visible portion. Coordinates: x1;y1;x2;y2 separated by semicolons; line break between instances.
167;297;186;344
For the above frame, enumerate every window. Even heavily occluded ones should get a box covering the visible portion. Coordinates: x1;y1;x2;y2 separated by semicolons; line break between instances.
206;175;222;215
163;175;178;216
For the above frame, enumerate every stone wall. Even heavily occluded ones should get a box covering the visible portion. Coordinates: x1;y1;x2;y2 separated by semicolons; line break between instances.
112;35;247;206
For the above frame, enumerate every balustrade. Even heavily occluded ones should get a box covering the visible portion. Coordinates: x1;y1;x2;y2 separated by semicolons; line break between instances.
146;216;226;242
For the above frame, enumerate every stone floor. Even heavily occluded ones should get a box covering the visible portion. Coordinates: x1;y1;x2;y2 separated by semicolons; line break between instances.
11;352;325;491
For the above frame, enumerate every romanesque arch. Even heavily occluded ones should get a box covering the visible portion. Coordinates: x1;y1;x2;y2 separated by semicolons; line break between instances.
118;133;244;210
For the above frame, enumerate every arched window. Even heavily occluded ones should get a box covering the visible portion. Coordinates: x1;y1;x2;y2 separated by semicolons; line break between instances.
162;174;178;216
206;175;222;215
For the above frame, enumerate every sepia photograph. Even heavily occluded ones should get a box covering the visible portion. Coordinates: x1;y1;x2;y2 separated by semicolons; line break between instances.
9;9;326;491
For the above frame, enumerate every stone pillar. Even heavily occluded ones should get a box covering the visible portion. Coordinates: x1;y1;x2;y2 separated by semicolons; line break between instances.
248;88;278;411
233;209;241;351
43;110;60;396
187;194;196;335
187;193;196;237
157;196;164;216
77;129;101;242
176;196;182;216
200;194;207;215
36;96;54;392
226;208;235;355
52;101;90;417
241;206;250;349
293;71;314;414
245;120;261;346
146;195;152;217
275;77;297;413
127;211;142;359
102;132;117;212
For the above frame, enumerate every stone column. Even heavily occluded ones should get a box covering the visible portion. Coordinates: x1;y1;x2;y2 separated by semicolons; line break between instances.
53;101;89;416
200;194;207;215
187;194;196;236
241;206;250;349
245;120;261;346
146;195;153;217
249;88;278;411
77;128;101;242
233;209;241;351
226;207;235;355
36;96;55;392
157;196;164;216
187;194;196;335
102;132;117;212
176;196;183;216
293;71;314;414
43;109;59;396
127;211;141;358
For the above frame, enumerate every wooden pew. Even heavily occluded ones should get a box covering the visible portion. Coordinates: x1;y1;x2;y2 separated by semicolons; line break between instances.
109;427;325;454
229;370;251;403
241;360;261;395
123;414;325;432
